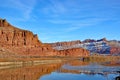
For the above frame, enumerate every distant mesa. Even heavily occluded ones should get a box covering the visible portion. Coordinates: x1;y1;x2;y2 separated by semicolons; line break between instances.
0;18;89;58
50;38;120;55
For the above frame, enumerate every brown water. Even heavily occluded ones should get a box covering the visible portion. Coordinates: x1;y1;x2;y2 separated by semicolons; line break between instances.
0;60;120;80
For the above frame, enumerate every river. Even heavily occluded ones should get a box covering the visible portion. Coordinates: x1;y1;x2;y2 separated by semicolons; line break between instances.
0;60;120;80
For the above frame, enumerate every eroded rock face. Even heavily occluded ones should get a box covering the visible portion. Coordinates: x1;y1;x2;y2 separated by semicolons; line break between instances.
51;40;81;47
107;41;120;55
0;19;41;47
0;19;89;57
56;48;89;57
0;19;54;56
51;38;120;55
110;47;120;55
0;19;10;27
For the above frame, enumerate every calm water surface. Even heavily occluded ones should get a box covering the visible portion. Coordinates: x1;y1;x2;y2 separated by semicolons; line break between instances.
0;60;120;80
39;60;120;80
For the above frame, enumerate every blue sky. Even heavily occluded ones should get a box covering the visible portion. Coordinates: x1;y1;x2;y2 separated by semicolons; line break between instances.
0;0;120;43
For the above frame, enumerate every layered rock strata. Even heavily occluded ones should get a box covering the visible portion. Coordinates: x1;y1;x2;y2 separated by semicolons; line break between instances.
0;19;89;57
51;38;120;55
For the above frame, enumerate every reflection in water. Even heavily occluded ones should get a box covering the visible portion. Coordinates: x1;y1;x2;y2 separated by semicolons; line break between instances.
0;63;62;80
40;72;119;80
40;60;120;80
0;60;120;80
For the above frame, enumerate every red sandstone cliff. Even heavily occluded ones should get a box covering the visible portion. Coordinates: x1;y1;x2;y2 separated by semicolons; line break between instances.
110;47;120;55
107;41;120;55
0;19;89;57
0;19;41;47
56;48;89;57
51;38;120;55
51;40;81;47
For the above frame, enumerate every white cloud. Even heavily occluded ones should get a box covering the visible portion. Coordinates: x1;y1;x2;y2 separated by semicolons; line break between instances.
48;19;75;24
0;0;37;21
48;17;111;32
41;0;67;16
65;26;81;32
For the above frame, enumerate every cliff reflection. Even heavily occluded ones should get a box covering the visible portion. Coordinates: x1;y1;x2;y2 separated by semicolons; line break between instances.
61;60;120;77
68;60;89;66
40;60;120;80
0;63;62;80
0;60;120;80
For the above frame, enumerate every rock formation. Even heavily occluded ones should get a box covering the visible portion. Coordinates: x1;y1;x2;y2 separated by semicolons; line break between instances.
51;38;120;55
0;19;41;47
110;47;120;55
51;40;81;47
107;40;120;55
56;48;89;57
0;19;89;57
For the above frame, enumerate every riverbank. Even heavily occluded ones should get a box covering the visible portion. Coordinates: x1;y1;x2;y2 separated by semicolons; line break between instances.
0;58;62;70
89;55;120;62
0;56;120;66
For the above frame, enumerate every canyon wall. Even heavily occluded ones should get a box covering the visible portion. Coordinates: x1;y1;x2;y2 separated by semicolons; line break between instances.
0;19;89;57
0;19;41;47
51;38;120;55
51;40;81;47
